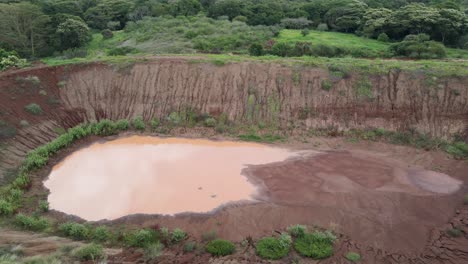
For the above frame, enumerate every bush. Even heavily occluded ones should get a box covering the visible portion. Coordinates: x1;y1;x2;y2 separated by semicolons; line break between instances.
301;29;310;37
150;118;160;130
316;23;328;31
72;243;104;261
271;42;294;57
204;117;216;127
0;199;15;216
446;228;463;238
14;214;50;231
389;34;446;59
144;242;164;260
101;29;113;39
0;54;27;71
93;119;117;136
115;119;129;130
24;103;43;115
445;142;468;159
346;252;361;262
39;201;49;212
132;116;145;131
233;15;247;23
93;226;112;242
256;236;290;260
287;225;306;238
59;222;90;240
183;241;196;252
124;229;158;248
377;33;389;42
293;231;335;259
321;80;333;91
107;47;136;56
205;239;235;256
171;228;187;243
249;43;264;56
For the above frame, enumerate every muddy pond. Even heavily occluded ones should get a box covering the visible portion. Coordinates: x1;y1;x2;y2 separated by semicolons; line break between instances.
44;136;300;221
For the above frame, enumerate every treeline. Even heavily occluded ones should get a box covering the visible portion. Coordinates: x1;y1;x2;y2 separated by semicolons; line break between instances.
0;0;467;58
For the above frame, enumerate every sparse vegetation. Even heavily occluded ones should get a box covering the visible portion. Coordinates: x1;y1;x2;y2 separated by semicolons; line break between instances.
72;243;104;261
24;103;43;115
293;231;336;259
39;200;49;212
143;242;164;260
205;239;235;257
346;252;361;262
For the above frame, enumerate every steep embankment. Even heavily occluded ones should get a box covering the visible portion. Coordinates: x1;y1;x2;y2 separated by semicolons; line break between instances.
0;58;467;182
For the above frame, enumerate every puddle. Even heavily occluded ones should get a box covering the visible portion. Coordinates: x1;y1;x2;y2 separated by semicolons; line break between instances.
44;136;297;221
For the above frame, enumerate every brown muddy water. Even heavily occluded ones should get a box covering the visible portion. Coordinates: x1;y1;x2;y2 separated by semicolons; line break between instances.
44;136;300;221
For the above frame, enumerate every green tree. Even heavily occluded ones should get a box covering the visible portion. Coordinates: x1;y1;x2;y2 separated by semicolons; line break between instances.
170;0;201;16
324;0;368;32
433;8;466;44
84;0;133;29
389;34;446;59
359;8;393;38
387;4;441;39
56;19;91;50
0;3;50;57
208;0;246;20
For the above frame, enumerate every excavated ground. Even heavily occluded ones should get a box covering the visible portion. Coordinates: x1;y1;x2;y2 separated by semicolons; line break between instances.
0;58;467;263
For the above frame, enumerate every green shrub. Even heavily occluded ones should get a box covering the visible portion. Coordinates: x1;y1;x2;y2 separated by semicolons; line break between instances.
72;243;104;261
93;119;117;136
132;116;145;131
287;225;306;238
346;251;361;262
14;214;49;231
321;80;332;91
249;43;264;56
389;34;446;59
24;103;43;115
256;237;290;260
445;142;468;159
171;228;187;243
301;29;310;37
316;23;328;31
39;200;49;212
446;228;463;238
271;42;294;57
59;222;90;240
205;239;235;256
144;242;164;260
124;229;158;248
183;241;196;253
115;119;129;130
377;33;389;42
293;231;335;259
167;112;182;125
93;226;112;242
150;118;160;130
204;117;216;127
0;199;15;216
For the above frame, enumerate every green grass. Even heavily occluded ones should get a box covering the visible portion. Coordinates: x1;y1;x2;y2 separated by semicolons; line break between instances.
276;29;468;59
205;239;235;257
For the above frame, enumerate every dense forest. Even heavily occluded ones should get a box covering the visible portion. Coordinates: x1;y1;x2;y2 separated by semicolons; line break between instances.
0;0;467;64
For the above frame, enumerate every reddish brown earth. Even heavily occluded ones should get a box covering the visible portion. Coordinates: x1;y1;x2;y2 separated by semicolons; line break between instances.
0;59;467;263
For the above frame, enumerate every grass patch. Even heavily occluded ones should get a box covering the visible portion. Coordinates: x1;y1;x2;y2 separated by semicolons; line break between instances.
346;251;361;262
256;234;291;260
72;243;104;261
24;103;43;115
287;224;307;238
293;231;336;259
205;239;235;257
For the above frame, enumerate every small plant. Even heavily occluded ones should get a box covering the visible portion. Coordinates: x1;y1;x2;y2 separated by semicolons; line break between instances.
132;116;145;131
171;228;187;243
183;241;196;253
124;229;158;248
0;199;14;216
14;214;49;231
93;119;117;136
144;242;164;260
256;236;290;260
288;224;307;238
59;222;90;240
205;239;235;256
377;33;389;42
115;119;129;130
39;200;49;212
72;243;104;261
321;79;333;91
446;228;463;238
346;251;361;262
293;231;335;259
93;226;112;242
150;118;160;130
204;117;216;127
24;103;43;115
167;112;182;125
